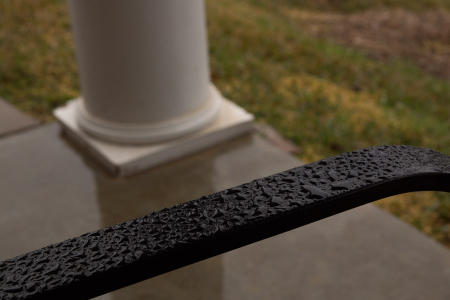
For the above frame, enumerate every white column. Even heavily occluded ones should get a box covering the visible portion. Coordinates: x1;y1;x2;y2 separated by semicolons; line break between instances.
67;0;221;144
56;0;253;175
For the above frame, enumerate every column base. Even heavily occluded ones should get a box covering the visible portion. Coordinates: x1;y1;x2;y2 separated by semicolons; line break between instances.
77;85;222;145
54;97;253;176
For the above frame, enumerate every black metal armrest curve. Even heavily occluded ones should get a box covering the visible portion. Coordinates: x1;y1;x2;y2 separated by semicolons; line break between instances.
1;145;449;300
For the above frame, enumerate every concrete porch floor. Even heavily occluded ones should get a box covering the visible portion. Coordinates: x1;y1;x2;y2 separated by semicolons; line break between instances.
0;122;449;299
0;98;38;137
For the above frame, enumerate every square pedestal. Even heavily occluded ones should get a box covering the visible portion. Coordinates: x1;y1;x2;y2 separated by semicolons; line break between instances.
54;99;253;176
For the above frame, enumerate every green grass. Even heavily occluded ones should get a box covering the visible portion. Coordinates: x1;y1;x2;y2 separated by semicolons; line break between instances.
251;0;450;12
0;0;78;120
0;0;449;246
207;0;449;158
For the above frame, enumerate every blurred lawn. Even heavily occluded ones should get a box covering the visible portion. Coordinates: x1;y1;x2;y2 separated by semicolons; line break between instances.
252;0;450;12
0;0;449;246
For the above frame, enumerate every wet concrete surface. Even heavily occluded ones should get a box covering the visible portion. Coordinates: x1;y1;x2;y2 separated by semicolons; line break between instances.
0;123;449;299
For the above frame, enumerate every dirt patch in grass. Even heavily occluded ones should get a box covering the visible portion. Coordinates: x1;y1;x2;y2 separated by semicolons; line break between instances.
285;8;450;79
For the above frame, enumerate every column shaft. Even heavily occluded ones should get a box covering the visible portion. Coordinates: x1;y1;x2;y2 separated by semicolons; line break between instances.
68;0;220;144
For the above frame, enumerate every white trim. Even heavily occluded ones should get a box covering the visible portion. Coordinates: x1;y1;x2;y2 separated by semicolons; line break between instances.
54;96;254;176
76;85;222;144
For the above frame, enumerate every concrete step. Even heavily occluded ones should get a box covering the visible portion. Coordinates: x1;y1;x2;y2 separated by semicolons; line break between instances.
0;98;38;137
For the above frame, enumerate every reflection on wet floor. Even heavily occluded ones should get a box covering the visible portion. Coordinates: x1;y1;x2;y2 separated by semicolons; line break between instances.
91;132;225;300
89;125;299;300
1;124;450;300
